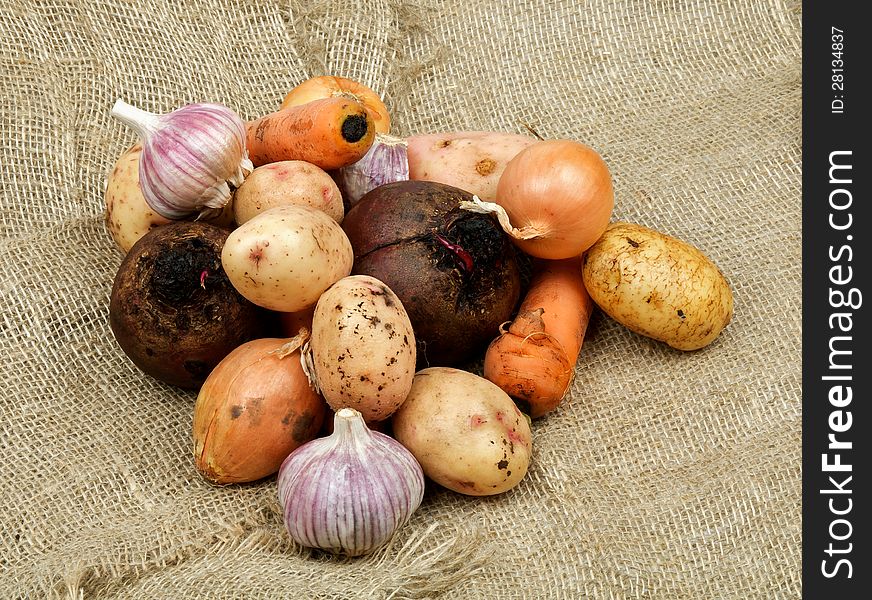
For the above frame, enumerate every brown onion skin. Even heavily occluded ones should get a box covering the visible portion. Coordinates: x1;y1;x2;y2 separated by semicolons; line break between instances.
193;337;327;484
342;180;522;367
496;139;614;259
109;221;268;389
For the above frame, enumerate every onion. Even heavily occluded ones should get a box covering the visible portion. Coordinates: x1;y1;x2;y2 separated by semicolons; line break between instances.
461;139;614;259
192;331;327;484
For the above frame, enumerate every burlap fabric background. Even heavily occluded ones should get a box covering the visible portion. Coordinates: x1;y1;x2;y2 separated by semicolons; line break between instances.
0;0;801;597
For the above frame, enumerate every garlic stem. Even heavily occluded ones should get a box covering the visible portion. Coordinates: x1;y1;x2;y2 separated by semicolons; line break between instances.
335;407;359;420
333;407;372;449
371;133;406;147
111;99;161;137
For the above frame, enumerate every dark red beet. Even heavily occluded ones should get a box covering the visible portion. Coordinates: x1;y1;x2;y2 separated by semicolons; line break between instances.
109;221;269;389
342;180;521;366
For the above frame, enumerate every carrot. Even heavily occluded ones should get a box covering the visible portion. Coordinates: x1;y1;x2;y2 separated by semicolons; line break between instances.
278;304;316;337
245;97;375;170
483;256;595;418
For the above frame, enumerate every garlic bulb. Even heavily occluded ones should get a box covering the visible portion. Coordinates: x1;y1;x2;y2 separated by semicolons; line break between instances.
111;99;253;220
277;407;424;556
334;133;408;207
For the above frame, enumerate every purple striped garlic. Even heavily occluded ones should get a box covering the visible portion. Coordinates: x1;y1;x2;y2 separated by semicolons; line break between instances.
334;133;409;208
277;407;424;557
110;99;253;220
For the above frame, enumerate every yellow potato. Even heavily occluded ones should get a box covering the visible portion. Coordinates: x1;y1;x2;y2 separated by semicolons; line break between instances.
233;160;344;225
582;222;733;350
392;367;533;496
311;275;416;422
104;144;171;253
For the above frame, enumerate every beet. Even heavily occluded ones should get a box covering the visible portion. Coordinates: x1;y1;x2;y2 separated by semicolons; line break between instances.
109;221;268;389
342;180;522;366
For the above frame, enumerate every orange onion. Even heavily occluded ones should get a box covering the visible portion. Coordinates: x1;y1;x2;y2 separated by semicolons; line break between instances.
280;75;391;135
462;139;614;259
193;330;327;484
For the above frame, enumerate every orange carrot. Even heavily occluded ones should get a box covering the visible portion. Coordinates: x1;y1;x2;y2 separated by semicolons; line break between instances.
246;97;375;170
278;304;315;337
483;256;595;418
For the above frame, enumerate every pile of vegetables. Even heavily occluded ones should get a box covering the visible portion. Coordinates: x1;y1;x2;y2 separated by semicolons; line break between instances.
104;75;734;557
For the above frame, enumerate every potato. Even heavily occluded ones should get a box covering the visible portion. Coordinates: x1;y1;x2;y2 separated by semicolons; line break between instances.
104;143;171;253
233;160;344;225
582;222;734;350
105;143;234;253
311;275;416;422
407;131;536;201
221;205;353;312
392;367;533;496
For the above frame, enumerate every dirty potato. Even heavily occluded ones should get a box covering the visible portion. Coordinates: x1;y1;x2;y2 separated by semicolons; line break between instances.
582;222;734;350
392;367;533;496
311;275;416;422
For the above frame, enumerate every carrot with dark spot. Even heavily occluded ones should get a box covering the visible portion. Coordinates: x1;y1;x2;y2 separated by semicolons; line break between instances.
246;97;375;170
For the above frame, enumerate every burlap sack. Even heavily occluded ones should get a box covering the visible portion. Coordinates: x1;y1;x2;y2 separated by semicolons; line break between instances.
0;0;801;597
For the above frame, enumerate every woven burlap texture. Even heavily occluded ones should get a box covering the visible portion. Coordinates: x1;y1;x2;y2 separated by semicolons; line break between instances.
0;0;801;598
